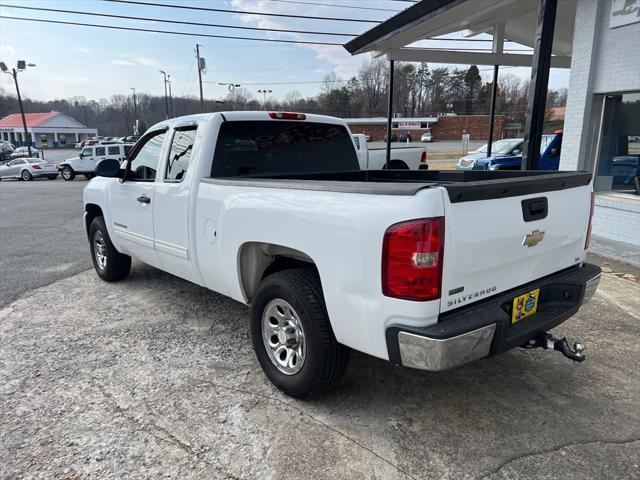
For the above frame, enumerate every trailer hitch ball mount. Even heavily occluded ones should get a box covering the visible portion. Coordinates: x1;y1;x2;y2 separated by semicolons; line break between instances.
523;333;585;363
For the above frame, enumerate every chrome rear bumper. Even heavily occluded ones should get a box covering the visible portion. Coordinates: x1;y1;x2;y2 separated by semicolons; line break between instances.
398;324;495;371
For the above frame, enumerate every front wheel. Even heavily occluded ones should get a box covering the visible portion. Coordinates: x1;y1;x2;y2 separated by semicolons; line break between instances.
89;216;131;282
61;166;75;181
21;169;32;181
251;269;350;398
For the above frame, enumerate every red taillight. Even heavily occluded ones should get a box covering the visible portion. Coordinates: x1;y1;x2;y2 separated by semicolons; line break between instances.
420;151;427;164
382;217;444;301
585;192;595;250
269;111;306;120
31;163;41;169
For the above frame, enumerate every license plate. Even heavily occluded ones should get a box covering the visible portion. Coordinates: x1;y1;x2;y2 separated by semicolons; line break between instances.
511;288;540;324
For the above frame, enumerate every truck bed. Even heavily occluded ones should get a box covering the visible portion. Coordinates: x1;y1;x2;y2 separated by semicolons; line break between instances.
203;170;592;202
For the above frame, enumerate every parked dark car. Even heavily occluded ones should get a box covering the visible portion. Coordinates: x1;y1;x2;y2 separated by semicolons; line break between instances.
399;133;413;142
384;133;398;143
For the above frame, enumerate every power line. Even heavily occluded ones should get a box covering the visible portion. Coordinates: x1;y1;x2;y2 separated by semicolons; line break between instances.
205;80;349;86
267;0;401;13
105;0;382;24
0;16;345;46
1;4;358;37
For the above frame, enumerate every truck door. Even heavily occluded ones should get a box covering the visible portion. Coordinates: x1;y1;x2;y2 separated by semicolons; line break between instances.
109;128;167;267
152;125;197;281
79;147;94;172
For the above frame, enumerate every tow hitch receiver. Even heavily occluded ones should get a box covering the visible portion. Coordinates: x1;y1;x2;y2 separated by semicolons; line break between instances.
523;333;585;363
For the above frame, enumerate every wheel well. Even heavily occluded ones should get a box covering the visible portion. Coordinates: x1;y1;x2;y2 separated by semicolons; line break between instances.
84;204;103;237
383;159;409;170
238;242;318;303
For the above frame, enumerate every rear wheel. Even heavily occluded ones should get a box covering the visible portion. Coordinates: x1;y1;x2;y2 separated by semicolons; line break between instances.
89;216;131;282
61;166;75;181
21;169;32;181
251;268;350;398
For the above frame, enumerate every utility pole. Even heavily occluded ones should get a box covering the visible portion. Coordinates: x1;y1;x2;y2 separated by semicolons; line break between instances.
0;60;35;158
159;69;169;119
167;76;173;117
130;87;138;135
195;44;205;112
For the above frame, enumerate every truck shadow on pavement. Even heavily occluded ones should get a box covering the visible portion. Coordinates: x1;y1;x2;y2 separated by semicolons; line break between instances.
2;261;638;480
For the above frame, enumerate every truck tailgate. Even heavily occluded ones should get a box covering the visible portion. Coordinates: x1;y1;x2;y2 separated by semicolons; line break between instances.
440;179;592;313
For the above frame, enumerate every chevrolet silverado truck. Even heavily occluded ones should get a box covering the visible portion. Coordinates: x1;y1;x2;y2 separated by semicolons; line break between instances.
352;133;428;170
83;111;601;398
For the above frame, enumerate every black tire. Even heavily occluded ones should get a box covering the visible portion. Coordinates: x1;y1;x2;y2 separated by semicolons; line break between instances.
61;166;75;181
251;268;350;398
47;174;58;180
84;173;95;180
21;169;32;181
89;216;131;282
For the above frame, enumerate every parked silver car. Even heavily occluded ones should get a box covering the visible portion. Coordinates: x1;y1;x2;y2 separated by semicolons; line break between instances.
0;158;58;181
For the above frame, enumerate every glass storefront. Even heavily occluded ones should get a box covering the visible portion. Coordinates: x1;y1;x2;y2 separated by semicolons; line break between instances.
594;92;640;196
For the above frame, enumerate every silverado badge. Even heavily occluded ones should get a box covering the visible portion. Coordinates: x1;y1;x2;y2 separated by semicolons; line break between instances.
522;229;545;248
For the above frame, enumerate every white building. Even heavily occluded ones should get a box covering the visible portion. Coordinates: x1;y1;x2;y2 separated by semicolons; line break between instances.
344;0;639;247
0;111;98;148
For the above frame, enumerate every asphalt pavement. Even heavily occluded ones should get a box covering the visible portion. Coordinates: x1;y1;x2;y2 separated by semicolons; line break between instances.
0;177;91;307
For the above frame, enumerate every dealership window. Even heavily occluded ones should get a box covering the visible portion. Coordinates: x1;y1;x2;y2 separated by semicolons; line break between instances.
594;92;640;196
40;134;48;146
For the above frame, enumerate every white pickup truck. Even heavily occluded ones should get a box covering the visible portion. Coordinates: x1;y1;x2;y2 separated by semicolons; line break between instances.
352;133;427;170
84;111;601;398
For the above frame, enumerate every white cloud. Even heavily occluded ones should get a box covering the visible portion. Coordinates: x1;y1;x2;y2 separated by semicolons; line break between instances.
50;75;90;85
0;44;16;57
229;0;365;81
75;47;91;54
112;55;162;68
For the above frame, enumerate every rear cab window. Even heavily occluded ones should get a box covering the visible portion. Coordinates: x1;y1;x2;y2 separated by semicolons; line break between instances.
165;127;197;182
95;147;106;156
108;146;120;155
211;121;359;177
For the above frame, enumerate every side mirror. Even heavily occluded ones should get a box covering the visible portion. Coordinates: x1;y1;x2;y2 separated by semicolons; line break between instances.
95;158;122;178
78;153;83;158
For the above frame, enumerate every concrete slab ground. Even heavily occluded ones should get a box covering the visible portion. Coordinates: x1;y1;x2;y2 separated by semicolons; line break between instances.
1;262;638;479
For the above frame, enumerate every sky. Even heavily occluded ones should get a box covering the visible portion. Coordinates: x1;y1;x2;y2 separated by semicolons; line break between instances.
0;0;570;104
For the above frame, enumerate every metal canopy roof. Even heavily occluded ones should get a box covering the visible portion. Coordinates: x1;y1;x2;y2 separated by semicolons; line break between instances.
344;0;576;68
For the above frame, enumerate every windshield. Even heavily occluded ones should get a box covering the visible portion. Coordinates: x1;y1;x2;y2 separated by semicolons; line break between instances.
477;139;522;154
211;121;359;177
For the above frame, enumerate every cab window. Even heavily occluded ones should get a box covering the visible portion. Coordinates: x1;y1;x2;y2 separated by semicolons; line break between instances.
128;130;166;181
165;127;196;182
108;146;120;155
81;147;93;157
95;147;106;156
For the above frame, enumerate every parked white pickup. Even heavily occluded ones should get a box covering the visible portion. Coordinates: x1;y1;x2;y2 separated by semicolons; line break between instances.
83;111;601;397
352;133;427;170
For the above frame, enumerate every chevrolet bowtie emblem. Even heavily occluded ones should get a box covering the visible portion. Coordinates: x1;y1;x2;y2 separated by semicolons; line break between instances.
523;229;545;247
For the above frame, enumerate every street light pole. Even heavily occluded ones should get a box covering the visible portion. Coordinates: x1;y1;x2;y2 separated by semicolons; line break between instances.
159;69;169;119
167;76;173;118
130;87;138;135
258;89;272;108
0;61;35;158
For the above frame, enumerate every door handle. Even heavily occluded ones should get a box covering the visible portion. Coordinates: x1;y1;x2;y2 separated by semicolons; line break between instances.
137;195;151;204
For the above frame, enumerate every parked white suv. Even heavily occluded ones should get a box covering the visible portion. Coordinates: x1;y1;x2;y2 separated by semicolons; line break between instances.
59;143;133;180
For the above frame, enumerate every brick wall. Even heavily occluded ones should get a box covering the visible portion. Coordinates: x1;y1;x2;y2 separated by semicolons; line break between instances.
347;115;506;142
560;0;640;246
592;194;640;245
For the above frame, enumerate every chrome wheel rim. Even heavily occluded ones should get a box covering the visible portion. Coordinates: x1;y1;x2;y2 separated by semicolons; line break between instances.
62;168;71;179
22;170;29;180
262;298;306;375
93;230;107;270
